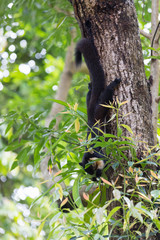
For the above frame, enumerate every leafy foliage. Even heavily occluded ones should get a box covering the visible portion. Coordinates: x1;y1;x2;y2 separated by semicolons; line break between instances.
2;99;160;239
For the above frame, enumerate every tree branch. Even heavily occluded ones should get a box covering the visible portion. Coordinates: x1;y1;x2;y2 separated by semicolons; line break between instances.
155;96;160;103
139;29;151;40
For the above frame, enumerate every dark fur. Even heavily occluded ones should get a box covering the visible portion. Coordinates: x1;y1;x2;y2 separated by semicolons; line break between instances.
75;38;121;178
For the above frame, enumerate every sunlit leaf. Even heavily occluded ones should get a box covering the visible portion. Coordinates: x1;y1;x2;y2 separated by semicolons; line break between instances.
131;207;143;223
17;146;31;163
120;100;128;106
50;99;68;107
56;16;67;29
106;206;121;222
150;170;158;179
101;177;113;186
55;183;63;201
5;121;14;135
104;133;117;138
95;207;104;225
74;103;78;111
124;196;132;208
37;221;45;237
83;192;89;201
128;166;133;173
10;160;18;171
75;118;80;133
153;219;160;230
121;124;133;135
138;192;151;202
60;197;68;208
113;189;121;200
151;190;160;199
100;104;115;109
54;170;62;177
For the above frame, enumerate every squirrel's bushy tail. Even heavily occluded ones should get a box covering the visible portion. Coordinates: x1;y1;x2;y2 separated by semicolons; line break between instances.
75;38;105;89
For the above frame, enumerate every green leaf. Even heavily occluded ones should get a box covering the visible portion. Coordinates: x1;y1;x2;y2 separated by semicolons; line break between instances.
17;146;31;163
34;138;46;164
49;99;69;108
75;118;80;133
151;190;160;199
49;119;56;129
5;111;17;117
95;207;104;224
85;182;95;192
107;113;116;123
50;212;62;226
56;16;67;29
104;133;117;138
117;127;122;137
51;131;67;150
113;189;121;200
37;221;45;236
10;161;18;171
146;223;152;239
106;206;121;222
148;47;157;51
6;140;28;151
72;177;83;209
121;124;133;135
5;120;14;135
118;149;129;161
153;219;160;230
131;207;143;223
37;138;46;152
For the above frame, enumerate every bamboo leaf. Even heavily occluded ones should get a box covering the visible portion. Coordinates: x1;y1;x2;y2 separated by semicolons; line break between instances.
75;118;80;133
101;177;113;186
83;192;89;201
55;183;63;201
153;219;160;230
60;197;68;208
10;161;18;171
100;104;115;109
150;170;158;179
120;100;128;106
37;221;45;237
49;99;68;107
74;103;78;111
106;206;121;222
72;177;83;208
113;189;121;200
17;146;31;164
151;190;160;199
121;124;133;135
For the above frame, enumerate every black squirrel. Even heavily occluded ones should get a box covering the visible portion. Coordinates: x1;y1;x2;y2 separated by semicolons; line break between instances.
75;38;121;179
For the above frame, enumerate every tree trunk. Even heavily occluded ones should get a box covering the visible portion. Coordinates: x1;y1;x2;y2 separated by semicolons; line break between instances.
150;0;160;144
71;0;156;239
72;0;154;150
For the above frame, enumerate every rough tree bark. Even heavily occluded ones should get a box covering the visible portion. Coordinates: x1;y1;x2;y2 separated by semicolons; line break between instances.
70;0;157;239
